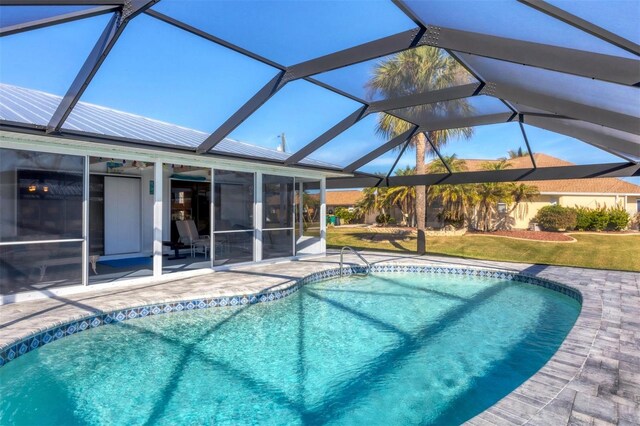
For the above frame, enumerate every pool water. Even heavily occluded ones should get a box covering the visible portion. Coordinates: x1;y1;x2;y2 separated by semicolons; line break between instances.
0;273;580;425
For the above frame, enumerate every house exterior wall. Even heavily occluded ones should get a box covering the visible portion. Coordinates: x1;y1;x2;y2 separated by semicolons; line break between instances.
558;195;618;209
425;194;640;230
511;195;556;229
512;194;639;229
0;131;333;297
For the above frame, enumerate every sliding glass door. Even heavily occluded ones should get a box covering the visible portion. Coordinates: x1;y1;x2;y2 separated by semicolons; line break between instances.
295;179;323;255
88;157;155;284
163;163;212;274
262;174;294;260
213;170;254;266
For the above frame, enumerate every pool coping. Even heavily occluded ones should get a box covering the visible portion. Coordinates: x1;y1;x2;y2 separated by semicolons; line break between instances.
0;253;637;425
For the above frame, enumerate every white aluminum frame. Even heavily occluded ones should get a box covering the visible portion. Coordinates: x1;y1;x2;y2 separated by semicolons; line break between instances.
0;133;331;297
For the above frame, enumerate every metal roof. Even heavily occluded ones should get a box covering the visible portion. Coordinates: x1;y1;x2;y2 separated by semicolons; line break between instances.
0;83;336;168
0;0;638;188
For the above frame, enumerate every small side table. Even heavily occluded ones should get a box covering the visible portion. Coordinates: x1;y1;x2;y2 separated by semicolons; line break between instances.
162;241;187;260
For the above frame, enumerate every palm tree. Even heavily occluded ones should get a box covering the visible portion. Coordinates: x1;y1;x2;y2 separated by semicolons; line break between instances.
367;46;473;253
356;186;389;217
507;147;527;159
464;159;542;230
503;182;540;225
385;166;416;226
474;160;513;231
426;155;477;227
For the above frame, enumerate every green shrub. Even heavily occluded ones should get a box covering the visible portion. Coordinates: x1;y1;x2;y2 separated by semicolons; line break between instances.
572;205;630;231
607;206;630;231
376;213;391;225
534;205;577;231
574;206;591;231
334;207;360;225
588;206;609;231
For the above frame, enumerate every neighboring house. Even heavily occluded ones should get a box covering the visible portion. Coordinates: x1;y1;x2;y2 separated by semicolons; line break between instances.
326;190;367;223
455;154;640;229
325;190;403;224
328;154;640;229
326;190;362;214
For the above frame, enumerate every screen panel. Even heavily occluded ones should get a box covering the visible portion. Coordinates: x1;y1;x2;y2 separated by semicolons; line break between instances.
547;0;640;45
0;14;113;125
0;6;93;27
403;0;637;59
222;80;362;165
303;114;414;169
313;46;478;101
64;14;278;146
457;53;640;120
389;96;512;131
152;0;416;65
522;123;637;166
263;174;294;229
432;122;534;173
0;148;84;242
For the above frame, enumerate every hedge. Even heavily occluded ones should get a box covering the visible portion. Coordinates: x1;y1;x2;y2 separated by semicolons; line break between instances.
534;205;577;231
538;205;630;232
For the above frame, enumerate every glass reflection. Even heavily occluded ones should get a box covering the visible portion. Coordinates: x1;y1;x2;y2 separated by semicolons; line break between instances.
0;148;83;242
0;239;83;295
263;174;293;229
0;148;85;295
263;229;293;260
213;230;254;266
214;170;254;231
213;170;254;265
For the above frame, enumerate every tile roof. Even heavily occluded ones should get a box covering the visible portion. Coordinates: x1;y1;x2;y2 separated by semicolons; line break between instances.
458;153;640;194
325;154;640;201
326;190;363;205
0;83;335;168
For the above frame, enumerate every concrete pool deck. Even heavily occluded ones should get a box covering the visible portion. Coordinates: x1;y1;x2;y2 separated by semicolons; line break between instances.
0;252;638;425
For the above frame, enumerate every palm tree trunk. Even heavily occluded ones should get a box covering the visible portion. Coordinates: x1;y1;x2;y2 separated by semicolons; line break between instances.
415;133;427;254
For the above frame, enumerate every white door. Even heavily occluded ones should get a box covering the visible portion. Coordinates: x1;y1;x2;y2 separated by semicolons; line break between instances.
104;176;141;255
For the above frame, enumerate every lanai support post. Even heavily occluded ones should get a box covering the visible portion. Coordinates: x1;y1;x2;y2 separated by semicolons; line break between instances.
153;161;163;277
255;172;263;262
298;181;304;239
82;155;89;286
320;178;327;254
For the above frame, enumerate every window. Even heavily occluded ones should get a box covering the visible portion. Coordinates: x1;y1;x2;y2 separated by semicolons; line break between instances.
497;202;507;214
0;148;84;294
637;199;640;213
263;175;294;229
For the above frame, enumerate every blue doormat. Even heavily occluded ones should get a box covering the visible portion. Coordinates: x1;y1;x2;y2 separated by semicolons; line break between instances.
97;257;152;268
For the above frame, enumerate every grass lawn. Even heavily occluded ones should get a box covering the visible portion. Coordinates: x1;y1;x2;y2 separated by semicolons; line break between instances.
325;226;640;272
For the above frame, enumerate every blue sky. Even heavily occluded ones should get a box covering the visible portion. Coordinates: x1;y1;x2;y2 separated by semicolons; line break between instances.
0;1;637;184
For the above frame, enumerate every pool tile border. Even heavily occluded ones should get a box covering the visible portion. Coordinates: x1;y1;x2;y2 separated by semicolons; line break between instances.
0;265;581;368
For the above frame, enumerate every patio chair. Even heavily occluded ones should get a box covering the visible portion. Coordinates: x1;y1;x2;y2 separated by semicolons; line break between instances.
176;220;210;258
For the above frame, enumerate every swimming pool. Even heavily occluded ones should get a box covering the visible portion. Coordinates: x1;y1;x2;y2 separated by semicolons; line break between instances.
0;268;581;425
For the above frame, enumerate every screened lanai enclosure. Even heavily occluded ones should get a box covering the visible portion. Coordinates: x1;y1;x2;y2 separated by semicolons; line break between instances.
0;0;638;297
